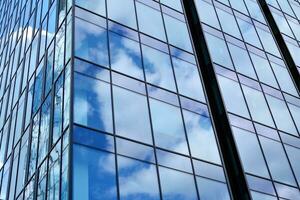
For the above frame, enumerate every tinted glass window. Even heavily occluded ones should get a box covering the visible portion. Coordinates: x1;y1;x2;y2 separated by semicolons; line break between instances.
113;86;152;144
143;45;176;91
74;73;113;133
73;145;117;200
136;3;166;41
107;0;137;29
109;32;144;80
150;99;189;154
75;18;108;67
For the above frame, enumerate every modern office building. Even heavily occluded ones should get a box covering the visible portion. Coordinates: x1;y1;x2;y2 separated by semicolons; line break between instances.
0;0;299;199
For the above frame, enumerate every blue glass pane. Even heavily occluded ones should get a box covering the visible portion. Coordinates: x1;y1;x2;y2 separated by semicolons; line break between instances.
109;32;144;80
159;167;198;200
76;0;106;16
75;18;108;67
107;0;137;29
143;45;176;91
136;2;166;41
113;86;152;144
150;98;189;154
118;156;160;200
197;177;231;200
183;110;221;164
74;73;113;133
73;144;117;200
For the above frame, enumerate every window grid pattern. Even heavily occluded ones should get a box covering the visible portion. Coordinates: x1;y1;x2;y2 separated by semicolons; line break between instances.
0;0;71;199
266;0;300;73
72;0;231;199
195;0;300;199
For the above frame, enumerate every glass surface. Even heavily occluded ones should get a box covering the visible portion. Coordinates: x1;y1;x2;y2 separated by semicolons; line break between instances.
286;145;300;185
183;110;221;164
161;0;182;12
109;32;144;80
73;144;117;200
75;18;108;67
242;85;275;128
271;62;298;96
197;177;231;200
143;45;176;91
288;103;300;132
249;53;278;88
233;127;269;178
163;14;193;52
76;0;106;16
136;2;166;41
216;8;242;39
251;191;277;200
150;98;189;154
195;0;220;29
172;57;205;102
237;18;262;48
118;156;160;200
74;73;113;133
205;33;234;69
266;95;297;135
260;136;297;186
159;167;198;200
107;0;137;29
217;75;250;118
113;86;152;144
227;43;256;78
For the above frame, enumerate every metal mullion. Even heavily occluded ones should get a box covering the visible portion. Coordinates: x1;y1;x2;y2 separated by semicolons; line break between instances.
133;0;163;199
159;1;201;200
183;1;252;199
105;0;121;199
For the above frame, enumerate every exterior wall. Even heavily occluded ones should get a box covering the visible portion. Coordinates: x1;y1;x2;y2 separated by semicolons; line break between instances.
0;0;299;200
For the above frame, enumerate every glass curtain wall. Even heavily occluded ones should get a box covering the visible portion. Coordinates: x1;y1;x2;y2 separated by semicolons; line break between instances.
195;0;300;199
72;0;232;199
0;0;72;199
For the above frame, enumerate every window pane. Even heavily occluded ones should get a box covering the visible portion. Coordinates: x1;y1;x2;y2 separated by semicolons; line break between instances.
251;191;277;200
143;45;176;91
150;98;189;154
288;103;300;132
286;145;300;185
183;110;221;164
197;177;230;200
233;127;269;178
73;144;117;200
161;0;182;12
237;18;262;48
118;156;160;200
271;63;298;96
242;85;275;128
74;73;113;133
109;31;144;80
75;18;108;67
195;0;220;29
227;43;256;79
217;75;250;118
205;33;233;69
136;2;166;41
107;0;136;29
172;57;205;102
260;136;297;186
159;167;198;200
163;14;192;52
113;86;152;144
249;53;278;88
216;8;242;39
266;95;297;135
75;0;106;16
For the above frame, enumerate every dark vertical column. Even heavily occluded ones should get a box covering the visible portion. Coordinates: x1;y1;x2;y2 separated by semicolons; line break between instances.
257;0;300;92
182;1;251;200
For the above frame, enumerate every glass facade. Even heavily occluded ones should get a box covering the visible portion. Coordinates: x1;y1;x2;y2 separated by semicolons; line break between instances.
0;0;298;200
